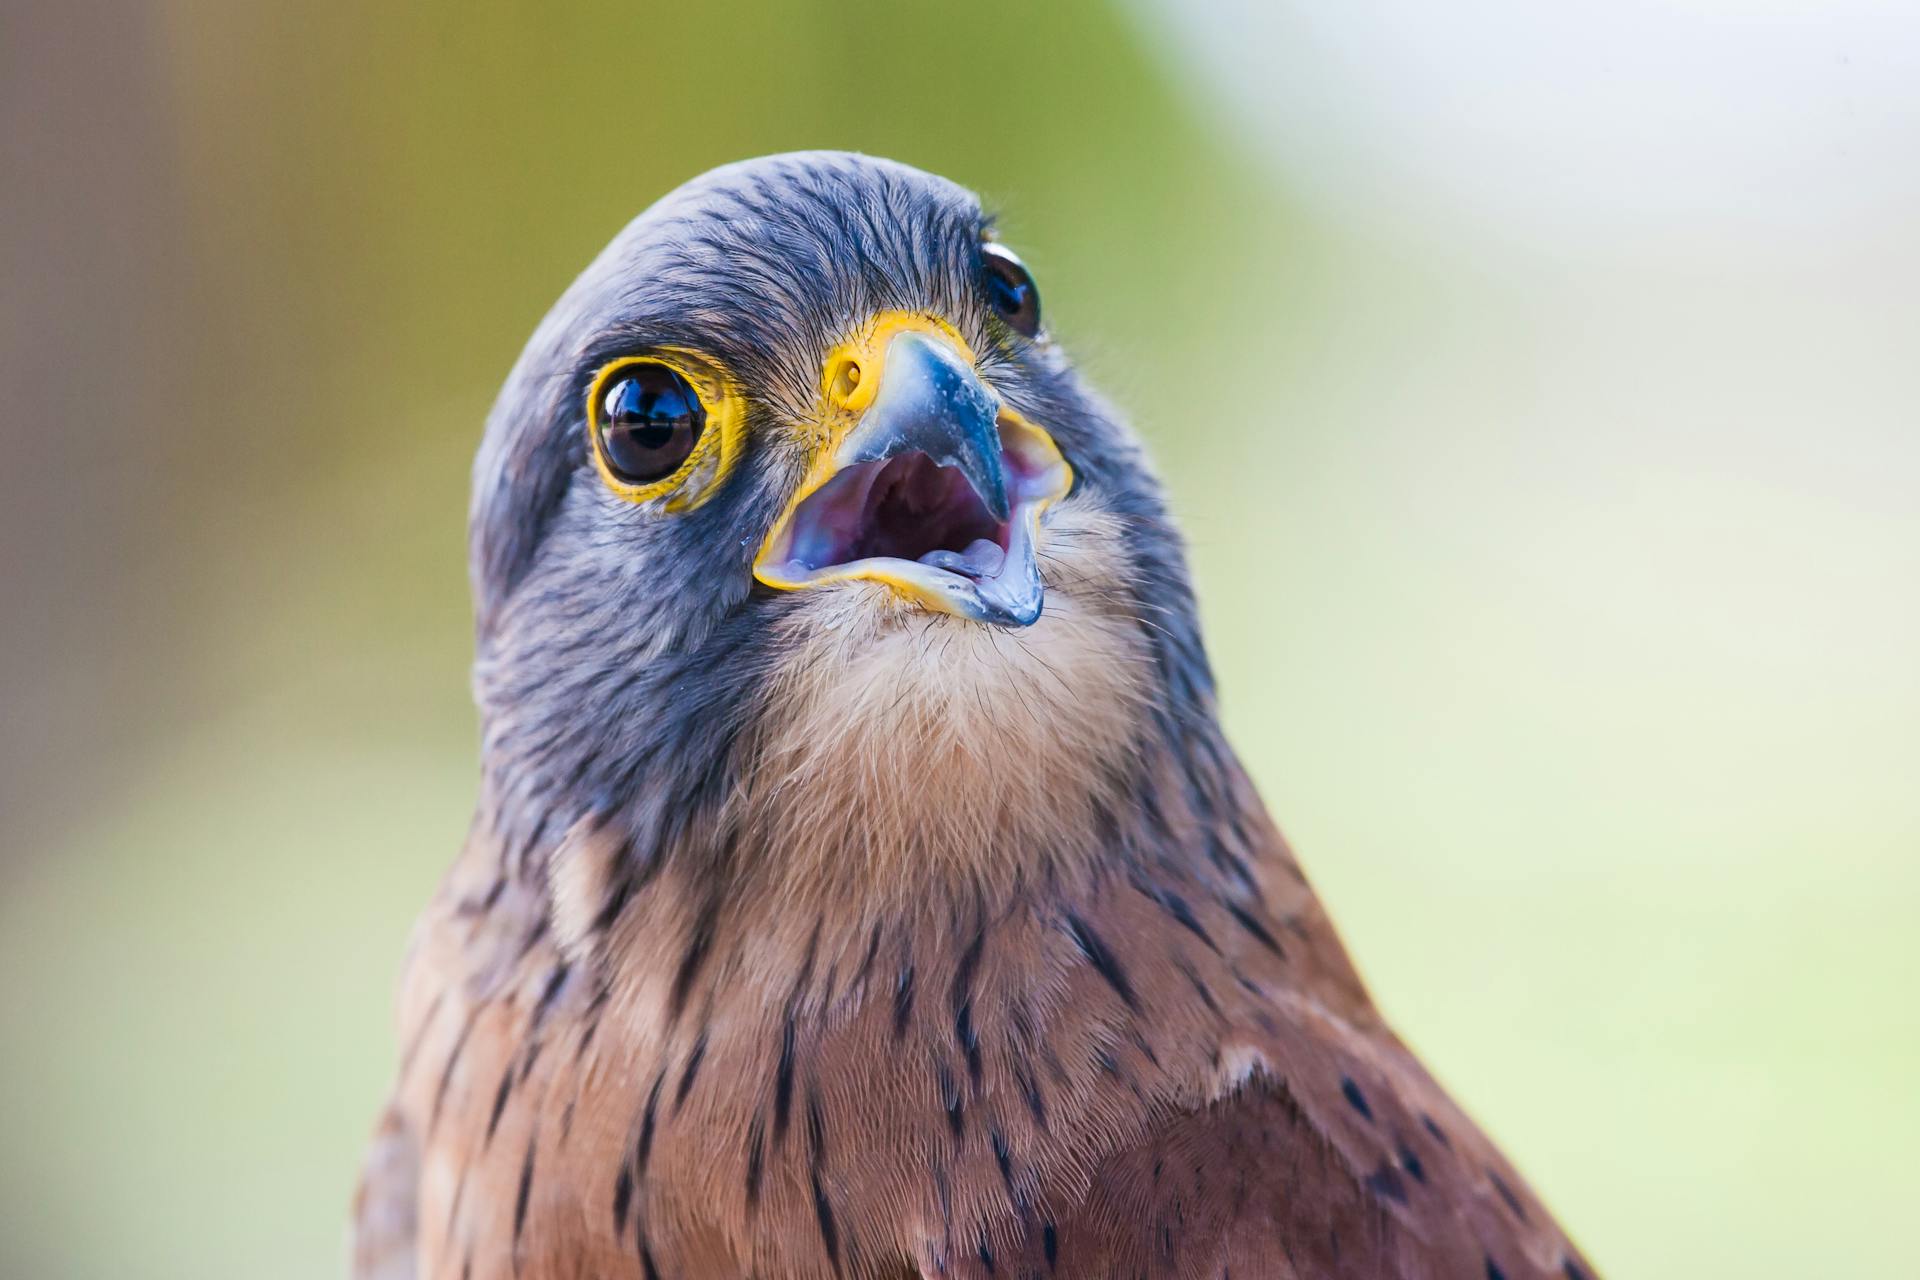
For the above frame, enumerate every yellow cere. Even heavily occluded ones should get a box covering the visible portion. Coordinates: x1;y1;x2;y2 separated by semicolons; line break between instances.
820;311;977;418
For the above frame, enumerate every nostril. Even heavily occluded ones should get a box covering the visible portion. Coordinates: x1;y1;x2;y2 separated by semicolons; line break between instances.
826;355;869;410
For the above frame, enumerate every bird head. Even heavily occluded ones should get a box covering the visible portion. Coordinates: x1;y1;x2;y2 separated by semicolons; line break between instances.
470;153;1217;911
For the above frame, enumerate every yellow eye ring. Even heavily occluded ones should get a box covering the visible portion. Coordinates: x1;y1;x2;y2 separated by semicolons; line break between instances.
586;351;747;512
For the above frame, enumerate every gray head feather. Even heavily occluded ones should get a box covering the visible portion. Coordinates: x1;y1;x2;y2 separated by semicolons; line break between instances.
466;151;1215;878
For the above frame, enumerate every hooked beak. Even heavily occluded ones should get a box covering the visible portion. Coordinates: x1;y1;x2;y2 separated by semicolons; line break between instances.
753;316;1072;628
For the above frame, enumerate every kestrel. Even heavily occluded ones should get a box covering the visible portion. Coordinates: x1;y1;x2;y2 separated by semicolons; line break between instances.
352;152;1595;1280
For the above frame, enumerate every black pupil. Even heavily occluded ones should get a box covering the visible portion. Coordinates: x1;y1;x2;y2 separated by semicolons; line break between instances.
599;364;704;484
984;249;1040;337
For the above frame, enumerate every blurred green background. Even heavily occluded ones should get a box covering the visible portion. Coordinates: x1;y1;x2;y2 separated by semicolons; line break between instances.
3;1;1915;1277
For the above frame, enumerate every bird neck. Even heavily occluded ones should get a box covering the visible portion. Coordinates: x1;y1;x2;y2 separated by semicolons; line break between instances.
511;696;1276;1023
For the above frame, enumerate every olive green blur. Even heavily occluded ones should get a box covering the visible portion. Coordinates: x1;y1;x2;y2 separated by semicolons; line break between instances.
2;2;1914;1278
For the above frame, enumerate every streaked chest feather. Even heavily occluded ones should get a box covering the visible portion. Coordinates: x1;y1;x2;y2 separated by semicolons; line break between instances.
373;499;1586;1280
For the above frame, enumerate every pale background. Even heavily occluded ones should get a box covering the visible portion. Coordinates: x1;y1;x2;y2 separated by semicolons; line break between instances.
2;2;1915;1276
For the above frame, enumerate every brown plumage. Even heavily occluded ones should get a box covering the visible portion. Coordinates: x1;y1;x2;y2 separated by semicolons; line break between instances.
352;153;1594;1280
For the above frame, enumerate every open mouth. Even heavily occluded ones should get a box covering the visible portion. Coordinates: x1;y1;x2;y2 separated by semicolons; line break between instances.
752;321;1073;627
781;450;1004;579
754;413;1069;626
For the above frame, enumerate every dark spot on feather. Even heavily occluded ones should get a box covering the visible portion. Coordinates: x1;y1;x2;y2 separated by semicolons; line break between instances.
744;1116;765;1211
1340;1076;1374;1122
811;1165;841;1274
673;1029;707;1114
1363;1162;1409;1205
639;1235;661;1280
1043;1221;1058;1271
937;1061;965;1139
637;1070;664;1172
512;917;548;962
949;925;987;1083
1398;1144;1427;1184
1485;1260;1507;1280
1488;1169;1529;1221
531;962;571;1025
977;1237;996;1275
1223;901;1285;958
806;1090;827;1158
1421;1112;1452;1148
773;1016;798;1144
953;926;987;1000
486;1065;515;1143
1180;961;1222;1017
955;1000;982;1087
512;1141;535;1245
893;965;916;1039
857;922;884;982
612;1165;633;1234
1063;913;1138;1010
1135;879;1219;953
1016;1063;1048;1129
1563;1260;1592;1280
990;1126;1015;1194
572;985;611;1062
1204;832;1258;894
1181;766;1217;829
590;872;634;933
476;875;506;917
1130;1029;1161;1069
668;902;718;1024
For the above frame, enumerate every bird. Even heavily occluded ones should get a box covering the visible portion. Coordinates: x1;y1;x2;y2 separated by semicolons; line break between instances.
351;151;1596;1280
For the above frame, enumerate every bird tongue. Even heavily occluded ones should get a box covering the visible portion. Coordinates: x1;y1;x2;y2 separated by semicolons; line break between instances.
918;538;1006;580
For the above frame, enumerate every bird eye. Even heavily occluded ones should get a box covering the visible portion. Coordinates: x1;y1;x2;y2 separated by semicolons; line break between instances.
981;242;1041;338
595;362;706;485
